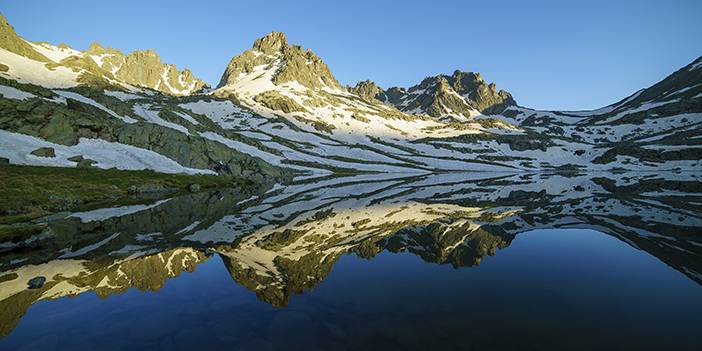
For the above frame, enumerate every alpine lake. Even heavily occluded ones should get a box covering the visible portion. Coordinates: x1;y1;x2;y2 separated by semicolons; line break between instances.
1;171;700;351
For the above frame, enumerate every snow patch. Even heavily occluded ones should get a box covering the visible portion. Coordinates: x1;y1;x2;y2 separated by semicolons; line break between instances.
0;85;35;100
0;129;215;175
68;199;171;223
133;104;190;134
54;90;138;123
0;48;79;88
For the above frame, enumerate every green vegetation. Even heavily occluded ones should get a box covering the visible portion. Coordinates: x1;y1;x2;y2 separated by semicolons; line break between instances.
0;165;251;225
0;223;46;242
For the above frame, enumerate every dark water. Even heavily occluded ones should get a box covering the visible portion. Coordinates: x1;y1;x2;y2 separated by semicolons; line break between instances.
1;172;701;350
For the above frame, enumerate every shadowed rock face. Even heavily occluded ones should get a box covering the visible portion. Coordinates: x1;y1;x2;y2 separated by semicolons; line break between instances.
587;56;702;121
0;87;290;183
496;54;702;167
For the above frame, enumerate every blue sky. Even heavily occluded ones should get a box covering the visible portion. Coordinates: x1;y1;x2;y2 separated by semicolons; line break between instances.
3;0;701;110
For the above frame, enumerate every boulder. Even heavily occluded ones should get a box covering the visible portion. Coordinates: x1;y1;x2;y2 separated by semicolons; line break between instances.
27;276;46;289
30;147;55;158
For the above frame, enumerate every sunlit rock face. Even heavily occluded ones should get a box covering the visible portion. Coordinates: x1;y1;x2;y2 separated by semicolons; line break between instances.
1;11;208;96
83;43;209;95
217;31;340;90
379;70;516;117
0;13;50;62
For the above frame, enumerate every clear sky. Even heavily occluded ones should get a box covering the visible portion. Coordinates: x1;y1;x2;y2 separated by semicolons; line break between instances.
3;0;701;110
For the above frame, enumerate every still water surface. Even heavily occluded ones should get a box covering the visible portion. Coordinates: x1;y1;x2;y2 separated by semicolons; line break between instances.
1;172;700;350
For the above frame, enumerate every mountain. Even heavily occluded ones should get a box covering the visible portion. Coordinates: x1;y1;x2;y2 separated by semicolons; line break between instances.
499;56;702;166
0;14;207;95
81;42;208;95
210;30;700;173
217;31;340;91
0;247;208;337
1;13;701;182
0;13;288;184
377;70;516;120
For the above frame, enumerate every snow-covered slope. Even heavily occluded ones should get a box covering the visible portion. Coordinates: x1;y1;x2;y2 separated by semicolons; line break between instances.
0;14;207;95
1;13;701;179
208;32;701;173
495;56;702;169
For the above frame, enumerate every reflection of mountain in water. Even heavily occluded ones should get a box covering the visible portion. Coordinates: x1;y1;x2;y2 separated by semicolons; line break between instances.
1;172;701;333
0;247;207;337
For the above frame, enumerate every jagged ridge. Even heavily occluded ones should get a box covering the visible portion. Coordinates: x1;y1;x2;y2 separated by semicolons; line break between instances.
217;31;340;90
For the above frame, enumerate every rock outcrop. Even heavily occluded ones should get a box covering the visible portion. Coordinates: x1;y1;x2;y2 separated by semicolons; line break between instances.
383;70;516;117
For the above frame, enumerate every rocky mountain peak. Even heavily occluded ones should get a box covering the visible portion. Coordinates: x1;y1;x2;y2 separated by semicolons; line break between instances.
381;70;516;116
253;31;289;54
85;42;123;57
86;42;106;54
217;31;340;90
350;80;387;102
0;12;49;62
126;49;162;63
434;76;451;93
111;49;208;94
68;38;208;95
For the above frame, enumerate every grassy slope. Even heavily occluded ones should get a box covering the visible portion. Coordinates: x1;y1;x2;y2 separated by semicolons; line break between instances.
0;165;252;226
